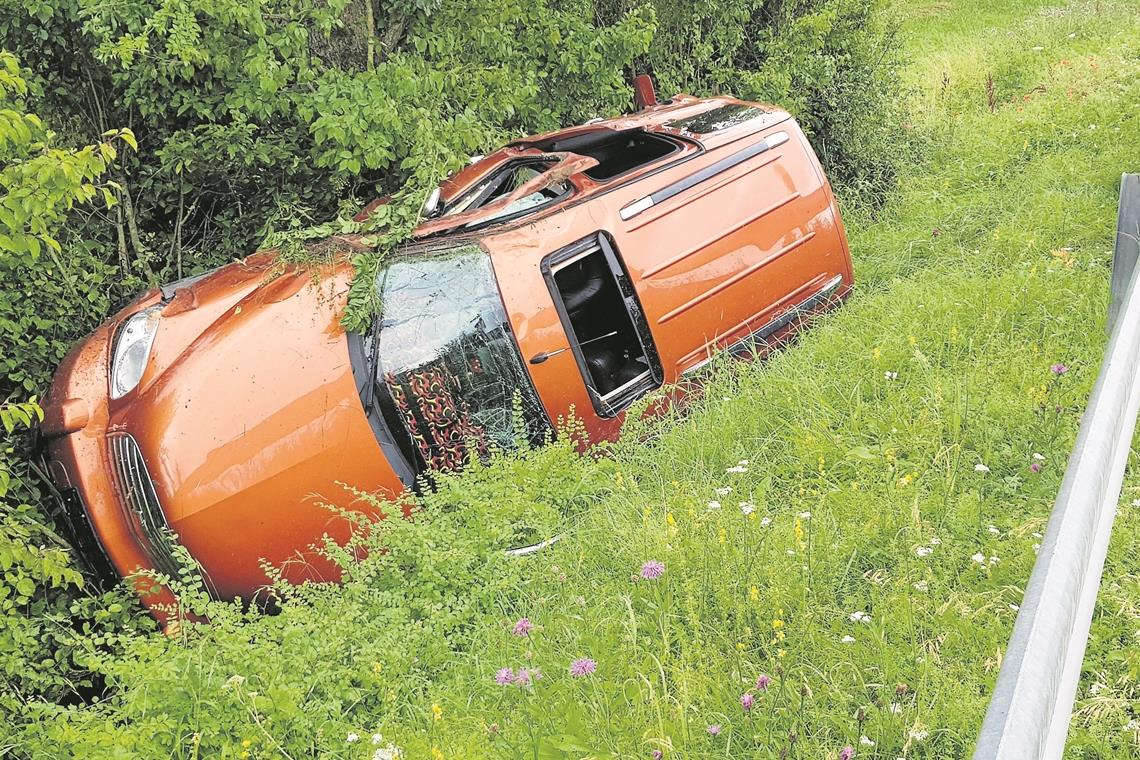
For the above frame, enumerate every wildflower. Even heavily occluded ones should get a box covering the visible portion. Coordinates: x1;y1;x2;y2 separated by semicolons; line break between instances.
987;525;1000;534
372;734;384;744
741;692;755;711
707;500;721;511
640;560;666;581
929;537;941;545
243;739;253;748
512;617;534;636
373;746;401;760
653;751;663;760
777;648;786;658
431;703;443;721
223;674;246;690
841;635;856;644
726;465;748;474
849;611;871;623
884;371;898;380
756;674;771;690
913;580;929;592
749;586;760;603
431;747;444;760
989;556;1001;565
1031;463;1041;473
348;733;360;743
798;511;811;519
739;501;755;515
569;658;597;677
972;552;986;564
513;668;535;686
707;724;722;736
909;727;930;742
1033;453;1045;461
760;516;771;527
975;463;991;473
739;459;750;465
715;486;732;496
860;736;875;746
840;747;855;760
915;546;933;557
495;666;514;685
1051;363;1069;375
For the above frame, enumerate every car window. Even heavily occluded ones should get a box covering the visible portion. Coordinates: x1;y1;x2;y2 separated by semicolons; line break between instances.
372;245;550;473
443;160;570;224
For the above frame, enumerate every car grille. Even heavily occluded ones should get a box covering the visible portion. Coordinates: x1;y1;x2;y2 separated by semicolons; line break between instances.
107;432;184;579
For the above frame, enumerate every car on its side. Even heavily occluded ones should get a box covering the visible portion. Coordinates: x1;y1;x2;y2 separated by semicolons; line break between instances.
40;83;853;613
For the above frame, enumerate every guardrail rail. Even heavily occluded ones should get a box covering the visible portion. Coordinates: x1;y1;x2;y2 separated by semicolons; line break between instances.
973;173;1140;759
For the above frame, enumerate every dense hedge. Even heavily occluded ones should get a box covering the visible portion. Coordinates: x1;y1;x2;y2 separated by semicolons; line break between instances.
0;0;904;749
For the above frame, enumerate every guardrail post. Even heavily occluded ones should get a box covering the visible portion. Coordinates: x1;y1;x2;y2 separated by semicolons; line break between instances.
974;174;1140;759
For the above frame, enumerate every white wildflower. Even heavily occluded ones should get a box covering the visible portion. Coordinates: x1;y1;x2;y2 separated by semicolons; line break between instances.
726;465;749;474
972;552;986;564
929;537;941;545
373;746;402;760
909;727;929;742
786;549;796;556
913;580;929;592
760;516;771;527
987;525;1000;535
739;501;755;515
738;459;750;466
223;675;245;690
707;500;721;511
347;733;360;743
849;610;871;623
798;511;811;519
975;463;991;473
884;371;898;380
915;546;933;557
841;635;856;644
989;556;1001;565
372;734;384;745
1032;453;1045;461
860;736;875;747
715;486;732;496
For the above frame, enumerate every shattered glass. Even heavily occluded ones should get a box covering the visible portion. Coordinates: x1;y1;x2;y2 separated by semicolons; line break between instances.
373;245;550;472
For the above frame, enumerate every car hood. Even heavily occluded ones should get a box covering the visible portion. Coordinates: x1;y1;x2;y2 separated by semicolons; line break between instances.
109;254;401;595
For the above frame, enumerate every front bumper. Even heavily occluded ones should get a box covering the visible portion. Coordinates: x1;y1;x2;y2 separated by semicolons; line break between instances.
40;295;182;617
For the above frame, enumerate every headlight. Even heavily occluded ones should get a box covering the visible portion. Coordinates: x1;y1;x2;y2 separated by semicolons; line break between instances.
110;306;161;399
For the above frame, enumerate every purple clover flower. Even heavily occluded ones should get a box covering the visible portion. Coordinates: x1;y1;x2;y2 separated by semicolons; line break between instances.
1051;363;1069;375
569;657;597;677
640;560;665;581
707;724;722;736
513;668;533;686
1030;462;1041;473
652;752;663;760
512;617;534;636
755;674;771;690
494;667;514;685
840;746;855;760
741;692;754;711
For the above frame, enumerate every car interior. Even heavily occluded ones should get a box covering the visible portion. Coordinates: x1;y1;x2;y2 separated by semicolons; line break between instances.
551;241;654;403
528;128;680;181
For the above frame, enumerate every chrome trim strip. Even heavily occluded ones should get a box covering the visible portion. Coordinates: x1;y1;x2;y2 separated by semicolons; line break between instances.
619;130;790;222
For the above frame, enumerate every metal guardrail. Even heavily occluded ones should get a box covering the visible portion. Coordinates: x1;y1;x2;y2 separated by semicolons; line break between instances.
973;174;1140;759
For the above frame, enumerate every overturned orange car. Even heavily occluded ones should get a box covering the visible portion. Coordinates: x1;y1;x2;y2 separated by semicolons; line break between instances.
40;88;853;608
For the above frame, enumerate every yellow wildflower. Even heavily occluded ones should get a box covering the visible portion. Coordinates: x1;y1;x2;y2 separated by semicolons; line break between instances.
872;347;881;361
749;585;760;603
772;618;785;630
718;527;727;544
432;703;443;721
431;747;444;760
777;648;787;658
242;739;252;748
666;512;676;527
372;661;383;675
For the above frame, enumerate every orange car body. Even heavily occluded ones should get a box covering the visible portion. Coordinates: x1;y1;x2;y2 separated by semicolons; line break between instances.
40;94;852;610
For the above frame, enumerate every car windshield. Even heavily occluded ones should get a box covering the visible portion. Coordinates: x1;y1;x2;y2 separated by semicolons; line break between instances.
442;159;569;225
371;244;550;473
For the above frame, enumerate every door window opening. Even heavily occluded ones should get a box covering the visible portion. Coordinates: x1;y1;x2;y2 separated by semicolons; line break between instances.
544;234;662;416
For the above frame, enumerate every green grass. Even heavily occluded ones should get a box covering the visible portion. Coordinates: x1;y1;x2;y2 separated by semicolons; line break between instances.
15;1;1140;758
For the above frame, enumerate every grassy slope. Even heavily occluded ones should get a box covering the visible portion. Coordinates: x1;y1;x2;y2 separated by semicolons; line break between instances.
23;1;1140;758
432;0;1140;755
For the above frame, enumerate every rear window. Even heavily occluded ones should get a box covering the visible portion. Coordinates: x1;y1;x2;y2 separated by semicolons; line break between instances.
370;245;550;473
666;104;770;134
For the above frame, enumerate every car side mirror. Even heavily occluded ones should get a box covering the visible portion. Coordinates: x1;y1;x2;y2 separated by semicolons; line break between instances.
421;187;442;218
